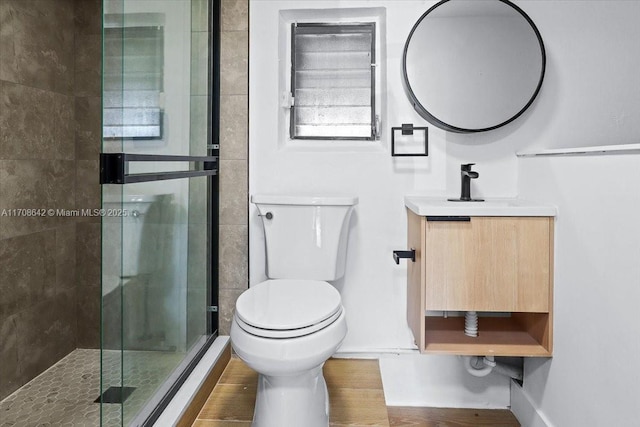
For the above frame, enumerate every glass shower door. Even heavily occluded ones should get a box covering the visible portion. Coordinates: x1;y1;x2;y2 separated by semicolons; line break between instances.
100;0;218;425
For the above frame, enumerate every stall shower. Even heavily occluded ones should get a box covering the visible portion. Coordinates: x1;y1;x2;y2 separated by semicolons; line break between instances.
0;0;220;425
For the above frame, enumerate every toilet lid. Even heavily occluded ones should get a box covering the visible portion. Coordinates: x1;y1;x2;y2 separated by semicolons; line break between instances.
235;279;342;331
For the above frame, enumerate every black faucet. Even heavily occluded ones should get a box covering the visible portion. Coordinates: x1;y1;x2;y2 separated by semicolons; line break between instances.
448;163;484;202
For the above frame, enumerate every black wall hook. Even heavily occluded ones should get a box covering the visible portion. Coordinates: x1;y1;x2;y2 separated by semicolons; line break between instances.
393;249;416;264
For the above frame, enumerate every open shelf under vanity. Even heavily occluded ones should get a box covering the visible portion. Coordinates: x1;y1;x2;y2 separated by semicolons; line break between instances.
422;314;552;357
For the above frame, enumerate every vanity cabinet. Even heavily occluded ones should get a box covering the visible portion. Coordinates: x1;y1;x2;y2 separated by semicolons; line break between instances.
407;210;554;357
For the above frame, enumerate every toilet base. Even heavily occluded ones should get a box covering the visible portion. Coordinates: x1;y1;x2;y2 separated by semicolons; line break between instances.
252;365;329;427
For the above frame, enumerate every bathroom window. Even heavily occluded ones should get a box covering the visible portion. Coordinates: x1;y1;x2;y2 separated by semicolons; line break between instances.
289;23;378;140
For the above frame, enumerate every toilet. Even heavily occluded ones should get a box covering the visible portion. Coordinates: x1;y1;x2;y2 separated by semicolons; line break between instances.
230;194;358;427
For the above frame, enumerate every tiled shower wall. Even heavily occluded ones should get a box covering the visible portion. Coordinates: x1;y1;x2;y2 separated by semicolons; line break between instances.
0;0;101;400
74;0;102;351
218;0;249;334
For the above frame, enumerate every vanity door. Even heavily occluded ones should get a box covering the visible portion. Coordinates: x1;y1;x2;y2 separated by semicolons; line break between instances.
424;217;552;312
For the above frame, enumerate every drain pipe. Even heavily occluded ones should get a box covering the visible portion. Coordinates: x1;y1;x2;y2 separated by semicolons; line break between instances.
464;311;478;337
489;358;523;381
460;356;523;381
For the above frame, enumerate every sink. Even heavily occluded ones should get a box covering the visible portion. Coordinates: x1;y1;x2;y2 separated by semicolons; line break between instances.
404;196;557;217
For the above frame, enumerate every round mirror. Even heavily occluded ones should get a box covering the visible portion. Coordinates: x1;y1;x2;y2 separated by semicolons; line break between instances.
403;0;545;133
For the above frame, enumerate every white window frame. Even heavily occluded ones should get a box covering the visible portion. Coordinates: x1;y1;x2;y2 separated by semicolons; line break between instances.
289;22;378;141
278;8;386;152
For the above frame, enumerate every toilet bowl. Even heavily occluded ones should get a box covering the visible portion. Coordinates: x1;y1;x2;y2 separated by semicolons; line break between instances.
230;194;357;427
231;280;347;427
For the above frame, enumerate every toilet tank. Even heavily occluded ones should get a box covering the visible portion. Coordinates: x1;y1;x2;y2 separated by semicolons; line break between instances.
252;195;358;281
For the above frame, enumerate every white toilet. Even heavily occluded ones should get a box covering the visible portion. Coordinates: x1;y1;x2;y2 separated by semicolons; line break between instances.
230;194;358;427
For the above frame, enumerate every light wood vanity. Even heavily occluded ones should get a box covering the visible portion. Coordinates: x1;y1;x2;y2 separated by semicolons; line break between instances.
404;197;556;357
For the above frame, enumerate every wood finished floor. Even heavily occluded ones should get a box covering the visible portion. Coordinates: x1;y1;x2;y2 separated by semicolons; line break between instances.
387;407;520;427
193;357;520;427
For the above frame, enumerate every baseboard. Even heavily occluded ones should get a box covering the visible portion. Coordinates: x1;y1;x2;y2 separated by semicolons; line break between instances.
154;336;231;427
335;347;419;359
510;380;552;427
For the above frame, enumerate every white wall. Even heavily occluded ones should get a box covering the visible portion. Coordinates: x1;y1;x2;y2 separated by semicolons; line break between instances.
513;0;640;150
248;0;640;408
516;152;640;427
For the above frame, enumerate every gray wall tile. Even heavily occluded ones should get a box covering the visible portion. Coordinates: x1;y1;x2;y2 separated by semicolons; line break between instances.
220;95;248;160
0;230;56;318
0;0;75;94
0;81;75;161
14;294;77;388
0;160;76;240
74;35;102;97
0;2;12;83
220;31;248;95
75;96;101;161
219;225;248;290
219;159;248;226
74;0;102;36
0;0;102;396
73;0;101;352
0;229;75;401
217;0;249;331
221;0;248;32
0;314;19;400
219;288;244;336
76;222;101;349
75;35;101;74
75;160;101;223
56;224;77;295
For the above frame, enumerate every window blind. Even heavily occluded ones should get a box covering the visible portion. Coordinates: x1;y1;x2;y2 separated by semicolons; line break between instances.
290;23;376;140
103;26;164;139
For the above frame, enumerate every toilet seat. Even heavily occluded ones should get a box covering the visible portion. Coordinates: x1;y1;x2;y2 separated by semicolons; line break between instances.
235;279;342;338
235;308;342;338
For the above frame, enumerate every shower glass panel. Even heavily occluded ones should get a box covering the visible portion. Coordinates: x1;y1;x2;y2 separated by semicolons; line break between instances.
100;0;217;425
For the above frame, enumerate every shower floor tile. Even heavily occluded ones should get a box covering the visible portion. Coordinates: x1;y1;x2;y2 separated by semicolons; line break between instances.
0;348;184;426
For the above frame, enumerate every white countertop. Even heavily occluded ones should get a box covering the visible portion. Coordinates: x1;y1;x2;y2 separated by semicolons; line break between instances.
405;196;557;217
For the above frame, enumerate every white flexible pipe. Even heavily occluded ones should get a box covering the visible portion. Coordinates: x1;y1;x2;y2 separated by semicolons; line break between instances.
464;311;478;337
460;355;494;377
488;358;523;381
460;355;524;380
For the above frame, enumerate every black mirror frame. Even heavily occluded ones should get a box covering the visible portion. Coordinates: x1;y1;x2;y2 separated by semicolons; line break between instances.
402;0;546;134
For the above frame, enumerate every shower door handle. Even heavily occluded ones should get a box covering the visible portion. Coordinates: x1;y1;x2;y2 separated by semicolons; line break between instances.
100;153;218;184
